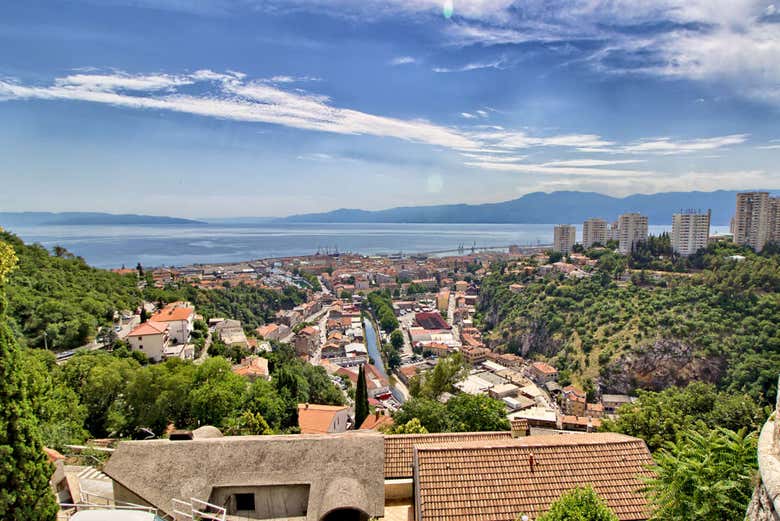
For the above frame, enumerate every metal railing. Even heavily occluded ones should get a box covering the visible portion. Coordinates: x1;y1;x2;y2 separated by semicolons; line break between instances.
57;502;158;520
171;498;226;521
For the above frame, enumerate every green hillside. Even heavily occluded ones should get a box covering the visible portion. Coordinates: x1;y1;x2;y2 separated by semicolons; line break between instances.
478;243;780;403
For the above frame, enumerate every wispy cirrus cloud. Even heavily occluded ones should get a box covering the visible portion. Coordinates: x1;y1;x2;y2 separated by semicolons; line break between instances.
432;57;508;73
0;69;753;173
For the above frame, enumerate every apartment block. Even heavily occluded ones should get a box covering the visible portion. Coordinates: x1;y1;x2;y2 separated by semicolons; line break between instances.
582;218;608;248
553;224;577;254
671;210;711;256
617;213;648;254
734;192;780;252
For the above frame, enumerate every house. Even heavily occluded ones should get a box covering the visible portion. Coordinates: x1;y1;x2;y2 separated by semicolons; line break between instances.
529;361;558;384
508;406;558;429
397;365;419;385
497;353;523;368
149;303;195;344
103;430;384;521
412;433;653;521
488;382;520;399
422;342;451;358
321;342;346;359
602;394;635;415
359;410;394;431
294;326;321;357
215;319;248;348
232;356;269;381
126;321;169;362
255;323;290;341
561;415;602;432
562;385;587;417
297;403;350;434
461;346;490;365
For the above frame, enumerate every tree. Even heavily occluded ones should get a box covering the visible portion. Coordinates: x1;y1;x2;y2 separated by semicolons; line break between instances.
224;411;272;436
389;418;428;434
0;242;59;520
644;427;757;520
354;364;369;429
529;486;618;521
390;329;404;350
411;352;468;400
445;394;510;432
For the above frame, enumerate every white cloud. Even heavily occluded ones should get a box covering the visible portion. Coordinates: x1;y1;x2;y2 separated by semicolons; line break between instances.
432;57;507;73
54;72;192;91
540;159;645;167
621;134;749;155
390;56;417;65
460;112;477;119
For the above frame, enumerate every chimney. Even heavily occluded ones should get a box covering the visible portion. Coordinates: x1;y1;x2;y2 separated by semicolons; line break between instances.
511;418;529;438
375;410;380;420
305;403;309;410
528;452;535;473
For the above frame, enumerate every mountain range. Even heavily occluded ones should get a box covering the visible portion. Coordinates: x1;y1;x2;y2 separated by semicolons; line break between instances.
0;212;204;226
280;190;777;226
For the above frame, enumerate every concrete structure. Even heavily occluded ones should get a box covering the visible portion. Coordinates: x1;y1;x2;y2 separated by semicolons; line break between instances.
103;431;384;521
126;321;169;362
735;192;779;252
553;224;577;254
671;210;711;256
582;218;608;248
617;213;648;254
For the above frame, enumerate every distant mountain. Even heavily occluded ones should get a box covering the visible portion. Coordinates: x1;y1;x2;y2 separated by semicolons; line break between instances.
280;190;779;226
0;212;205;226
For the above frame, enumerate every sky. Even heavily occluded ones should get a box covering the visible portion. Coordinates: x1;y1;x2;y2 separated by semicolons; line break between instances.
0;0;779;217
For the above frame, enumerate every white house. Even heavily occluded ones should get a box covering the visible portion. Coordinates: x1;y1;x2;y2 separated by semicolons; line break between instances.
126;321;170;362
149;303;194;344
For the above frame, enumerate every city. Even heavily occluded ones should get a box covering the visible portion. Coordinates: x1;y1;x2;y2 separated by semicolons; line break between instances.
2;1;780;521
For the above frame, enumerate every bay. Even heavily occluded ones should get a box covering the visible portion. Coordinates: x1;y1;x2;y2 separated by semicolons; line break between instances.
5;223;730;269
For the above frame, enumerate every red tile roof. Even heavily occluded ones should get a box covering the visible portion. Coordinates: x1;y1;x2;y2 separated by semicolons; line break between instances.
414;433;653;521
127;321;168;337
415;312;452;330
359;412;394;431
149;306;194;323
296;404;347;434
383;431;512;479
531;361;558;375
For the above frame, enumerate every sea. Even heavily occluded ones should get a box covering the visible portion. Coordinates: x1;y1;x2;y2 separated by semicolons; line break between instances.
5;223;731;269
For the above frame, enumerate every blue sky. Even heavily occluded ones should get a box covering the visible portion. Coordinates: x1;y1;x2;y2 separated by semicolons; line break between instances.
1;0;779;217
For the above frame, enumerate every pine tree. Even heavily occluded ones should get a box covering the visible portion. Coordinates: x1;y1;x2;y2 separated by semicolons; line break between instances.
354;364;369;429
0;241;59;520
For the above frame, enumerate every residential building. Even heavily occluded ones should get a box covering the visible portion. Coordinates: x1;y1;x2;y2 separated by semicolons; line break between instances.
553;224;577;254
601;394;635;415
671;210;711;256
149;303;194;344
582;218;608;248
734;191;779;251
561;385;586;416
412;433;653;521
232;355;269;381
359;410;394;431
461;346;490;365
529;361;558;384
607;220;619;242
214;319;248;348
255;323;290;341
617;213;648;254
126;321;169;362
293;326;321;357
296;403;350;434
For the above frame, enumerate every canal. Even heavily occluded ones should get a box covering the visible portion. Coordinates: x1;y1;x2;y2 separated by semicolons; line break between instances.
363;317;406;403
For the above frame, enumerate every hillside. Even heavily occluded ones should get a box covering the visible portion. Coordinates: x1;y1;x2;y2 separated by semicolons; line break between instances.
280;189;773;225
0;212;204;226
478;244;780;403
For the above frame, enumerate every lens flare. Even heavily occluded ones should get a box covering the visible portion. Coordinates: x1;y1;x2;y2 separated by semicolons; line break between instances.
442;0;454;19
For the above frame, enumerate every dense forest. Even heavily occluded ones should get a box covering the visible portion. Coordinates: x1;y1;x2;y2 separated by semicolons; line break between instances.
1;231;307;349
479;241;780;404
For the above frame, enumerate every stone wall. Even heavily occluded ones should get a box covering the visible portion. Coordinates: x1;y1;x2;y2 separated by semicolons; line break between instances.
746;377;780;521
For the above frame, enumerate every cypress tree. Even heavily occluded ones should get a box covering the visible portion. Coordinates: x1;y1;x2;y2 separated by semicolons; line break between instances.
0;242;58;520
354;364;369;429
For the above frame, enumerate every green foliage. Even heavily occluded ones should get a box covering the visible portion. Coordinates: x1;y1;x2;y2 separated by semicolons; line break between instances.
0;239;18;283
393;393;510;433
644;427;757;521
601;382;765;452
223;411;272;436
531;486;619;521
355;364;369;428
0;285;59;520
480;244;780;404
390;329;404;350
2;231;141;350
388;418;429;434
367;291;399;332
409;352;468;400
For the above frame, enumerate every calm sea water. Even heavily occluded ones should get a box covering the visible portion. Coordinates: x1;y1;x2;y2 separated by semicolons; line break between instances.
6;223;730;269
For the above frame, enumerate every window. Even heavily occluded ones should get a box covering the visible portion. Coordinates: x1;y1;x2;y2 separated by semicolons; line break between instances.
235;493;255;512
139;345;143;349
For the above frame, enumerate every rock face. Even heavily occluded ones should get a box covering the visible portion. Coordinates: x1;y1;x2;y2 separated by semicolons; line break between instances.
746;377;780;521
601;339;724;395
746;481;780;521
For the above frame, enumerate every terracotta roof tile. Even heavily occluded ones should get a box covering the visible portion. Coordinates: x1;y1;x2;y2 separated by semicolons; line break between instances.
127;321;168;337
414;433;654;521
384;432;512;479
297;404;348;434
